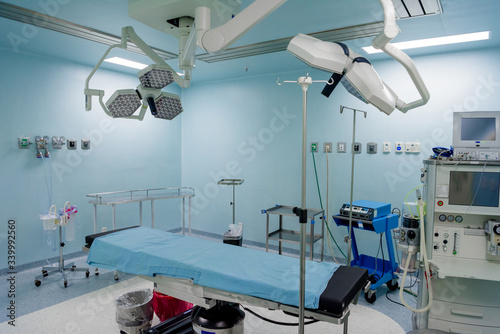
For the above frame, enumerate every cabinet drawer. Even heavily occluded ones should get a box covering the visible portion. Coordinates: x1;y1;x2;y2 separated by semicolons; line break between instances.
432;277;500;307
429;318;499;334
430;300;500;327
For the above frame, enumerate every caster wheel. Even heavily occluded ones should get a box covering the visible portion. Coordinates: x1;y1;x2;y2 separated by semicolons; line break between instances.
365;291;376;304
71;265;76;271
43;273;48;277
95;272;99;276
86;271;90;278
114;276;119;281
35;280;41;287
387;280;399;291
64;281;68;288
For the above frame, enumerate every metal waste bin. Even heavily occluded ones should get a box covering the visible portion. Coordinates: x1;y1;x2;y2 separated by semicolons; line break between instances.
115;289;154;334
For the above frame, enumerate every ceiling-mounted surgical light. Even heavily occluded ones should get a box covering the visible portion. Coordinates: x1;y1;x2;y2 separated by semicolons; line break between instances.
84;26;185;121
106;89;142;118
287;0;430;114
153;92;183;120
138;64;175;89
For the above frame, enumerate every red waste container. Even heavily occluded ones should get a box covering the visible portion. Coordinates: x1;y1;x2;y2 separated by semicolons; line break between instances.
152;290;193;322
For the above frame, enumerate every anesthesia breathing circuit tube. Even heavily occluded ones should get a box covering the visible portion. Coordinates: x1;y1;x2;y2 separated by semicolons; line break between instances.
399;188;433;312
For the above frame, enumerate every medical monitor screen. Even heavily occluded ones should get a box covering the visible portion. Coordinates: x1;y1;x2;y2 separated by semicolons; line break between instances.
461;117;496;141
449;171;500;207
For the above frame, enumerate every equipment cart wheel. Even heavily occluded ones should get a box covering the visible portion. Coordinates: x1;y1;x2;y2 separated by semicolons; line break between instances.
365;290;376;304
71;265;76;271
95;268;99;276
35;280;41;287
86;270;90;278
386;279;399;291
64;280;68;288
42;270;48;277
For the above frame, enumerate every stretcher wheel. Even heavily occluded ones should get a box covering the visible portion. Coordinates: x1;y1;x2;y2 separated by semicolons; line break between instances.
64;281;68;288
35;280;41;287
365;290;376;304
86;271;90;278
386;280;399;291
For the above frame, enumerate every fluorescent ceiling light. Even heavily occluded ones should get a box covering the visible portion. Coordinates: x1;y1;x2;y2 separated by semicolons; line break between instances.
362;31;490;54
103;57;185;77
104;57;148;69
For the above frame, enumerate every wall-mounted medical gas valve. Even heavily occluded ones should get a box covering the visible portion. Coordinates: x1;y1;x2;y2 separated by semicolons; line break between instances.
18;135;90;157
52;136;66;149
35;136;50;158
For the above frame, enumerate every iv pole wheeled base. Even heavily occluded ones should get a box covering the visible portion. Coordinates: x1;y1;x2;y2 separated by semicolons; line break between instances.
35;226;90;288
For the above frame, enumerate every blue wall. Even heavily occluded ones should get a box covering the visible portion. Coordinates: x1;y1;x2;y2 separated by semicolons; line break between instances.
181;47;500;259
2;44;499;269
0;48;182;268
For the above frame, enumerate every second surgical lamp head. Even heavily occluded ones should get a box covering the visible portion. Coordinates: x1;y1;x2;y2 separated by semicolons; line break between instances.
105;64;183;120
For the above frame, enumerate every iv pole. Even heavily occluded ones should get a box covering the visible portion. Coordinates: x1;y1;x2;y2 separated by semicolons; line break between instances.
339;105;367;267
277;74;332;334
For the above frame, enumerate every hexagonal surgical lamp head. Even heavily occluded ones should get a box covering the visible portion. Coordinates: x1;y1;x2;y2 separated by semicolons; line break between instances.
138;64;175;89
106;89;142;118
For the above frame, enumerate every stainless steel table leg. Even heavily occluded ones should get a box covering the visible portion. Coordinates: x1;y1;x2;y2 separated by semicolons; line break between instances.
266;214;269;252
310;221;314;261
321;215;325;262
112;204;116;230
93;203;97;233
182;197;186;235
151;200;155;228
139;202;143;226
189;197;192;236
279;215;283;255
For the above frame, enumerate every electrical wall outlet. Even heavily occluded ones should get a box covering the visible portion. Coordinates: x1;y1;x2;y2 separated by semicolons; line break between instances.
81;138;90;150
353;142;362;153
337;142;346;153
395;142;404;153
367;142;377;154
324;142;332;153
311;142;318;152
383;142;391;153
405;142;421;153
67;138;77;150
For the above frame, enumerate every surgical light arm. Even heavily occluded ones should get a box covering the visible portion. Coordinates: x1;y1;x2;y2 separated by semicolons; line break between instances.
195;0;287;54
287;0;429;115
371;0;430;113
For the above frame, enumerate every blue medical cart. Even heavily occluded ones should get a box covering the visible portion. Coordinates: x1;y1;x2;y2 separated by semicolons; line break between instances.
333;212;399;303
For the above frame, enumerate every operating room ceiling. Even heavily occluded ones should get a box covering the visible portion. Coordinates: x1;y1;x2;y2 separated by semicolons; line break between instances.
0;0;499;83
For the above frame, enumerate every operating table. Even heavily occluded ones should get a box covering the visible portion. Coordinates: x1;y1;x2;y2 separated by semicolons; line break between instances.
85;226;369;333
